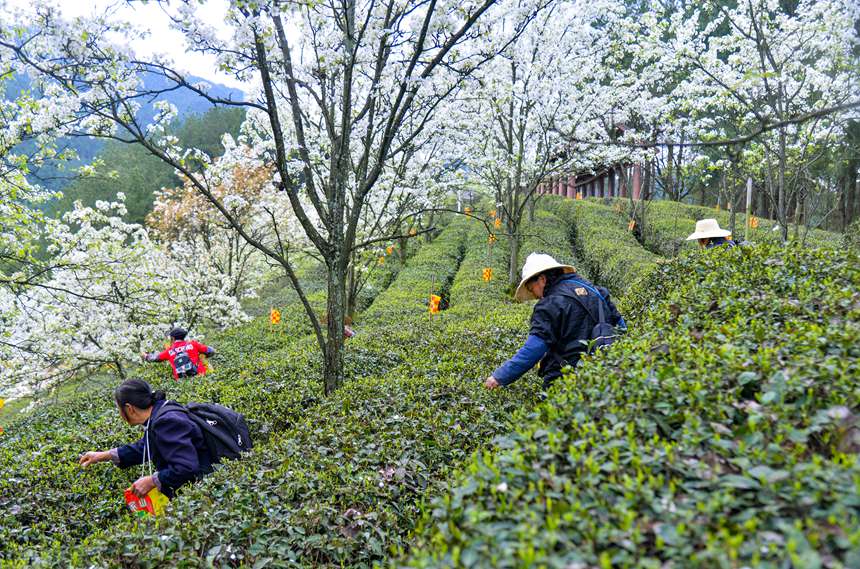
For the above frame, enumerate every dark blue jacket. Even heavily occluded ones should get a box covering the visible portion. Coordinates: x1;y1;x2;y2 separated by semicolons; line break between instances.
116;400;213;498
494;274;625;388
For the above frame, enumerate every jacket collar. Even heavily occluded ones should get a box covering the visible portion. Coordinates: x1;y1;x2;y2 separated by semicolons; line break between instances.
545;273;581;296
145;399;167;428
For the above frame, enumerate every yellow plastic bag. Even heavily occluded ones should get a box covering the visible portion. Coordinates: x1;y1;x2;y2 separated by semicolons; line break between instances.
125;487;169;517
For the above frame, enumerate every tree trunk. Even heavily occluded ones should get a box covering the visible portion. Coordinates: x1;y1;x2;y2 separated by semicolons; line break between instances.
794;191;804;240
778;127;788;241
666;144;675;200
424;211;435;243
508;221;520;286
854;172;860;225
346;262;357;319
324;260;347;395
398;234;408;267
528;191;535;222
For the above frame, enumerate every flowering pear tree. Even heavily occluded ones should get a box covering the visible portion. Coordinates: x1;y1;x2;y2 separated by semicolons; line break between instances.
667;0;860;239
456;0;653;283
0;0;544;394
148;140;287;303
0;196;246;396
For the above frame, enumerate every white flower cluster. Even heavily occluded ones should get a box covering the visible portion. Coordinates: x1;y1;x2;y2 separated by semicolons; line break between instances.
0;193;249;397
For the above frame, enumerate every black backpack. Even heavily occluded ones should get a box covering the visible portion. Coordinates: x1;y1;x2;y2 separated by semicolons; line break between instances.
561;284;618;353
172;351;198;378
158;402;253;462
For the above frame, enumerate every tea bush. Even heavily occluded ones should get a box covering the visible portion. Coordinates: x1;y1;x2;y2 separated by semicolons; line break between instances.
553;198;660;296
0;217;477;561
50;215;565;568
1;211;576;566
362;221;468;325
404;244;860;568
8;199;850;569
595;198;843;257
0;324;324;559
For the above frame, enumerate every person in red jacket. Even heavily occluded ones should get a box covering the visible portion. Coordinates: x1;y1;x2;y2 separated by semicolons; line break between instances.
141;327;215;380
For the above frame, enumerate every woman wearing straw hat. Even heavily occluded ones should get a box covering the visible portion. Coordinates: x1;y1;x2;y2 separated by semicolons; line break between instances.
484;253;625;390
686;219;737;249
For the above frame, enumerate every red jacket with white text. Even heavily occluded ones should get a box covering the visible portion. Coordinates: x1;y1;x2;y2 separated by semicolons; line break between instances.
146;340;214;380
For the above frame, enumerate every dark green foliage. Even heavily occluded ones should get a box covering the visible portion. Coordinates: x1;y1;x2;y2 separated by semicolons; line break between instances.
51;142;179;225
404;244;860;568
0;321;320;560
0;214;566;566
608;199;843;257
4;198;855;569
172;107;246;160
553;198;660;296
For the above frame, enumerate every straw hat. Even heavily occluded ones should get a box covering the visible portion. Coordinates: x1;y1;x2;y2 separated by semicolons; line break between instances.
686;218;732;241
514;253;576;302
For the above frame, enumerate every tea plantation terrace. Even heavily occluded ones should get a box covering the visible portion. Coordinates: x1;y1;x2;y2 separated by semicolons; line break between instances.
0;201;856;568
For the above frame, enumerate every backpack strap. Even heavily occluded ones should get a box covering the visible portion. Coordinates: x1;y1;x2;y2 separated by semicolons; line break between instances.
565;279;611;315
597;293;606;324
555;289;603;325
150;401;186;425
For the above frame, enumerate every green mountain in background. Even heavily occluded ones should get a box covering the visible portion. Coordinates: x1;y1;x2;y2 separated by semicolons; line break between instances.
49;106;246;225
5;72;247;225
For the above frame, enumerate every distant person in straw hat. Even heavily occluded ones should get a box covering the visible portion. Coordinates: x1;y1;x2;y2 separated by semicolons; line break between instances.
484;253;625;391
686;219;737;249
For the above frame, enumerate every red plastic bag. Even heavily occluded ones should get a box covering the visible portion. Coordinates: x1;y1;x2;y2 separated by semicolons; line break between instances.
124;488;167;517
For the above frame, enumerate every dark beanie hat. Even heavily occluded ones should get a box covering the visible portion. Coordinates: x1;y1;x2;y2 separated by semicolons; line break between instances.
168;327;187;340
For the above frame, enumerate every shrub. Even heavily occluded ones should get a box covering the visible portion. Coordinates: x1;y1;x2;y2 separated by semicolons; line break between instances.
599;198;844;257
362;222;468;325
1;212;565;566
554;199;660;296
0;330;323;559
0;243;402;559
48;215;553;568
403;244;860;568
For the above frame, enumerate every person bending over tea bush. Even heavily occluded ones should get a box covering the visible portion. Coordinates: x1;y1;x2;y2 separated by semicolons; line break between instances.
686;218;737;249
140;327;215;379
485;253;625;390
79;379;214;499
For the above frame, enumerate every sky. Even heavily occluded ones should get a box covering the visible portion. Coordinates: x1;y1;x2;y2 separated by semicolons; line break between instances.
4;0;248;93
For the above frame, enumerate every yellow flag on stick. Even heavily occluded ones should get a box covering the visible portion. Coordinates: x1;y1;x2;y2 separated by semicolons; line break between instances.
270;308;281;325
482;268;493;282
429;294;441;314
750;216;759;229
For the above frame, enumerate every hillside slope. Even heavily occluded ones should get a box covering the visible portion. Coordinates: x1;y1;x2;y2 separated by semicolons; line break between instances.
0;211;577;566
404;243;860;568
